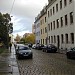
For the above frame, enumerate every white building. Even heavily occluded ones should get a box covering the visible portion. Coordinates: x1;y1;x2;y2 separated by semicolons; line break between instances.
47;0;74;50
34;15;40;44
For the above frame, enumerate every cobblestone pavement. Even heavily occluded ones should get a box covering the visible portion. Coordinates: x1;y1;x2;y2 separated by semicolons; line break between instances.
17;49;75;75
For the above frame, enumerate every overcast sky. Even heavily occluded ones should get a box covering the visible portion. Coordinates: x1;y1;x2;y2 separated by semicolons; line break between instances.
0;0;48;37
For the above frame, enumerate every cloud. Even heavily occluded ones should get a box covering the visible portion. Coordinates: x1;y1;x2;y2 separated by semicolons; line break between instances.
0;0;48;37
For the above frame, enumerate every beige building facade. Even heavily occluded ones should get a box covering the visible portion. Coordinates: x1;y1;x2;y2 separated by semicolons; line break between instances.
47;0;74;50
34;0;75;50
40;7;47;45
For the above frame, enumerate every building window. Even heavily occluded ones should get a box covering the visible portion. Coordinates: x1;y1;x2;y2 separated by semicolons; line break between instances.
65;15;68;25
53;21;55;29
53;7;55;14
69;0;72;3
70;12;73;24
56;3;58;12
64;0;67;7
61;34;64;43
51;22;52;30
45;17;46;22
49;36;50;43
50;9;52;16
56;19;59;28
39;31;40;36
60;0;62;9
41;29;42;34
48;24;50;31
54;35;56;43
70;33;74;44
65;34;68;44
43;39;44;44
41;39;42;44
60;17;63;27
48;11;49;17
39;40;40;44
45;27;47;33
51;36;53;43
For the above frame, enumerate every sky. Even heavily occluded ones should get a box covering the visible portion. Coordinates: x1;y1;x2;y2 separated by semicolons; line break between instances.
0;0;48;37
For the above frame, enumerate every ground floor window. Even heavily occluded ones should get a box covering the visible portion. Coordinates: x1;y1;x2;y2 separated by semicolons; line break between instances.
54;35;56;43
65;34;68;44
49;36;50;43
61;34;64;43
43;39;44;44
41;39;42;44
70;33;74;44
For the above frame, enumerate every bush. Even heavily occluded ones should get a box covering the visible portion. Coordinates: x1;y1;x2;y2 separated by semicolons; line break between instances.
0;48;6;54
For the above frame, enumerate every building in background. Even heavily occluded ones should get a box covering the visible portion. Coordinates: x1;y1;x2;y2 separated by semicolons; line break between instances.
32;24;36;34
34;0;74;51
9;34;13;43
34;14;40;44
47;0;74;50
40;6;47;45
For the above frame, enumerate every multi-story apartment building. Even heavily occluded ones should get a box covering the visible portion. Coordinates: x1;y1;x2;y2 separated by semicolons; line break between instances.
34;15;40;44
40;6;47;45
32;24;36;34
34;0;74;50
47;0;74;50
34;6;47;45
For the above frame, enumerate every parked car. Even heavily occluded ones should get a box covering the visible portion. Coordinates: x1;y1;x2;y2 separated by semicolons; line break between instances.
28;43;33;48
42;44;57;53
15;44;25;54
36;44;44;50
32;44;36;49
16;45;33;59
66;47;75;59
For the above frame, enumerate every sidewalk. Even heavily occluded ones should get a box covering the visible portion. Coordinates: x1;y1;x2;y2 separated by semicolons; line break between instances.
0;45;19;75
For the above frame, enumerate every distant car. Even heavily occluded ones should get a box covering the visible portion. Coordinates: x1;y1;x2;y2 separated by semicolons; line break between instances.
32;44;36;49
16;45;33;59
66;47;75;59
42;44;57;53
35;44;44;50
28;43;32;48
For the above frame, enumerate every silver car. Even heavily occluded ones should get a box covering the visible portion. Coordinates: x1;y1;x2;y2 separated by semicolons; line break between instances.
16;45;33;59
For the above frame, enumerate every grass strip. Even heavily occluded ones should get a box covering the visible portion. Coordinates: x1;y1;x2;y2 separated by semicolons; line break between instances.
0;48;6;54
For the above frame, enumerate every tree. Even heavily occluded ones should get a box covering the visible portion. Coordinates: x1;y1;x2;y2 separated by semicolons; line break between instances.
0;12;13;48
25;34;35;44
14;34;21;42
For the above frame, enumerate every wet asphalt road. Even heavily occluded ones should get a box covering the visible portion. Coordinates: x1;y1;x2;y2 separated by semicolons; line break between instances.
17;49;75;75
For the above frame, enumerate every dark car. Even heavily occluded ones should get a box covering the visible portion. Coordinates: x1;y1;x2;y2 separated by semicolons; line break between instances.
15;44;25;54
28;43;33;48
16;45;33;59
36;44;44;50
66;47;75;59
42;44;57;53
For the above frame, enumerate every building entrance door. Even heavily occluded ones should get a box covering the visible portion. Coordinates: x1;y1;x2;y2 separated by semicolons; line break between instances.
57;35;60;49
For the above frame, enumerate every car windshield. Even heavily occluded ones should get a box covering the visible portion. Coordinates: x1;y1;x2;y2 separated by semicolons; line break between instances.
19;46;29;50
